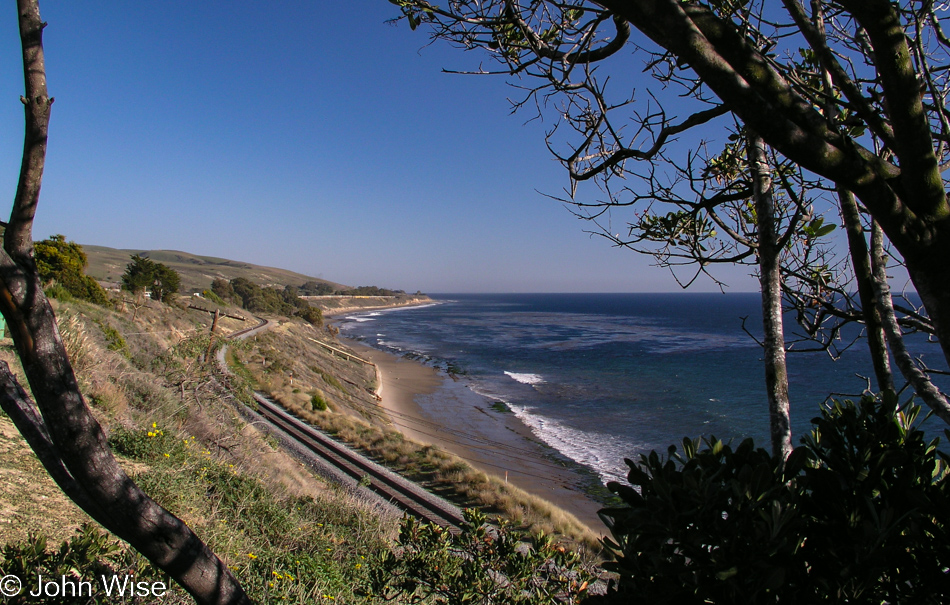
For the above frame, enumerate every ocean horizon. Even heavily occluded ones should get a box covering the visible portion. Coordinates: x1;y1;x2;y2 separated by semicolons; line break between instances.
338;292;947;487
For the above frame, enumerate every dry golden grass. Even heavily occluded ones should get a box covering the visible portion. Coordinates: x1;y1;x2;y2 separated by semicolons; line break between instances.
0;415;85;545
249;362;602;550
0;295;400;596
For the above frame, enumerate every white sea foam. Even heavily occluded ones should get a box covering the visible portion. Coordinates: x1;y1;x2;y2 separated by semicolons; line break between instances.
507;403;631;485
345;315;376;323
376;340;403;351
504;371;546;385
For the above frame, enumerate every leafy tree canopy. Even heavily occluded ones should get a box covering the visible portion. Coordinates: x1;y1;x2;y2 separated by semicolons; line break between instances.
221;278;322;325
34;235;109;305
299;280;335;296
336;285;405;296
121;254;180;303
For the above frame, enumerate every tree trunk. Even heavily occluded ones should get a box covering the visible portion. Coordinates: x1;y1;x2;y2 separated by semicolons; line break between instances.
808;1;894;394
747;130;792;460
869;223;950;423
0;2;253;603
838;188;894;393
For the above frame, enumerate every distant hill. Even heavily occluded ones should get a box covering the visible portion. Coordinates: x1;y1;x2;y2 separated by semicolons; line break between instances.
82;245;347;294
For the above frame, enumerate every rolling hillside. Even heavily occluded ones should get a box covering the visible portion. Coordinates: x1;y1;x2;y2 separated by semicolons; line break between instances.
82;245;347;294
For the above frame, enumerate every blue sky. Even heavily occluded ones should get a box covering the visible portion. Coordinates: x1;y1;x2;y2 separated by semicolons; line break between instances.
0;1;760;293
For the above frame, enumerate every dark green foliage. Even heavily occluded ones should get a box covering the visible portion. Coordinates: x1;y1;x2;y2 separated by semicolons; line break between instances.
311;392;328;411
230;277;296;315
599;395;950;604
96;321;128;356
121;255;180;303
120;255;155;294
227;278;326;323
335;285;405;296
209;278;236;304
151;264;180;302
43;283;73;303
298;305;323;326
0;524;165;603
200;289;224;304
299;280;335;295
34;235;109;305
370;509;592;604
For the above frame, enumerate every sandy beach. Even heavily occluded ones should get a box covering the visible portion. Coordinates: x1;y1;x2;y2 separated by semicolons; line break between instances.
344;338;606;531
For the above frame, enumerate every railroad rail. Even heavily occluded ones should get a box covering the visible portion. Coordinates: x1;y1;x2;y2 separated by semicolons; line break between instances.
225;316;269;340
217;316;464;530
251;394;465;530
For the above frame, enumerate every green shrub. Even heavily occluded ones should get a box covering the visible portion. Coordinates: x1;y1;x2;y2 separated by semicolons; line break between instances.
109;423;182;461
297;305;323;327
200;289;225;304
44;282;74;302
103;327;126;352
34;235;110;306
597;395;950;604
311;392;328;411
0;524;165;603
370;509;592;604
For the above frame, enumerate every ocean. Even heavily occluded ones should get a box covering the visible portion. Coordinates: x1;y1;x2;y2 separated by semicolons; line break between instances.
338;293;947;486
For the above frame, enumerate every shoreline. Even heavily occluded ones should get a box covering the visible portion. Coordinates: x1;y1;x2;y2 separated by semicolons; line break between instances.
342;337;606;531
319;297;437;318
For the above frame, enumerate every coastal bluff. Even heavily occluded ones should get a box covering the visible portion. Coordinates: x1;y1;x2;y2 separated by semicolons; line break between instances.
308;294;432;316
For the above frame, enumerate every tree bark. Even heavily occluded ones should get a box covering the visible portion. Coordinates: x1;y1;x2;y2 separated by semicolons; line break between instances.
808;1;893;394
838;189;894;393
747;131;792;460
1;2;252;603
869;223;950;422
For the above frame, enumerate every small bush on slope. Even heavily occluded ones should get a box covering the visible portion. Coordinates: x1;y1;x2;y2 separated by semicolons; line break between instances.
371;509;595;604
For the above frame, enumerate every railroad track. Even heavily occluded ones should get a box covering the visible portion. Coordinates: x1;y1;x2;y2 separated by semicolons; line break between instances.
226;316;270;340
217;318;464;529
251;393;466;530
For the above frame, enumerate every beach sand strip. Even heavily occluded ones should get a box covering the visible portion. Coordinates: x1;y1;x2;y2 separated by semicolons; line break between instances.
345;340;606;530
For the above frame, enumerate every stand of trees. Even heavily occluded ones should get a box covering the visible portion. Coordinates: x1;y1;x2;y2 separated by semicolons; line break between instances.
211;278;322;326
296;281;407;297
335;285;406;296
121;254;181;303
298;280;336;296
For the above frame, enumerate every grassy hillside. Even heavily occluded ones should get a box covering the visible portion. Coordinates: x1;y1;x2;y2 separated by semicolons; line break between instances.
0;296;398;603
0;286;596;602
82;244;347;293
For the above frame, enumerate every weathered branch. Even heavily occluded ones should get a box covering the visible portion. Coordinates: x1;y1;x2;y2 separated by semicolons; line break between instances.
870;222;950;423
781;0;897;148
0;360;105;518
